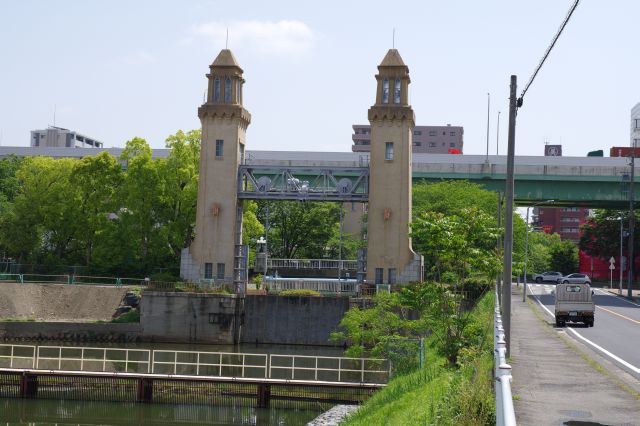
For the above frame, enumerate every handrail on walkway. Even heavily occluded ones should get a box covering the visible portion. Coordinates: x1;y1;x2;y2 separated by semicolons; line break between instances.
0;273;148;288
0;344;389;384
495;290;517;426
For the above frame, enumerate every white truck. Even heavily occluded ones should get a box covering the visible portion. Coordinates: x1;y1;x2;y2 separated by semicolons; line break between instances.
554;282;595;327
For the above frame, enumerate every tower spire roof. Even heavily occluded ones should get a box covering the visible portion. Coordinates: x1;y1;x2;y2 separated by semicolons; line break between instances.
379;49;406;67
211;49;241;69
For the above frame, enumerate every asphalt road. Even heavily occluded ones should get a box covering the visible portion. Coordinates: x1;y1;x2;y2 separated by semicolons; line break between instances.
527;283;640;380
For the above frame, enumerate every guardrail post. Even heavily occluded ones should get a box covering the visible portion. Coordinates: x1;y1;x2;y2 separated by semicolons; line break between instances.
20;373;38;398
257;383;271;408
19;274;23;284
137;377;153;403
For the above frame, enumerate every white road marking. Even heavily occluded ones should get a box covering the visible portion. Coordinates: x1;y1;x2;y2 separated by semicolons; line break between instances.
593;288;640;308
526;284;640;375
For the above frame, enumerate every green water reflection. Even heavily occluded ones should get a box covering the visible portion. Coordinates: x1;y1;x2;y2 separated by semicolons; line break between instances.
0;398;321;425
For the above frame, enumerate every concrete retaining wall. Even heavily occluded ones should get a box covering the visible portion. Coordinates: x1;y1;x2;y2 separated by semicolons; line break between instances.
140;292;241;344
1;293;350;346
241;295;349;346
0;322;141;343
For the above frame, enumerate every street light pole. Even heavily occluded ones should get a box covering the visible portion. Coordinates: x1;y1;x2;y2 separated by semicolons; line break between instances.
628;154;635;300
486;93;491;160
496;111;501;155
620;216;624;295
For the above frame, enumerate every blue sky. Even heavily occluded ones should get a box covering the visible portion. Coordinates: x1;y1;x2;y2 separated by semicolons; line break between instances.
1;1;638;156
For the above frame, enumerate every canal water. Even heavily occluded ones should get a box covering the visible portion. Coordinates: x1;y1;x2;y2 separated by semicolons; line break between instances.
0;341;345;425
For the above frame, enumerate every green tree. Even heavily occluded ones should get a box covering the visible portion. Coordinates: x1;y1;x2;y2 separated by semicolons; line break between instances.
526;231;561;274
158;130;201;257
580;209;636;262
411;208;501;283
69;152;123;265
412;181;498;220
118;137;164;269
411;180;526;277
549;239;579;274
0;157;82;263
257;201;341;259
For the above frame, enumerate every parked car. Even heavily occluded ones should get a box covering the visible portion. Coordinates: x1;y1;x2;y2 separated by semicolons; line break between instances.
533;271;563;283
556;273;591;285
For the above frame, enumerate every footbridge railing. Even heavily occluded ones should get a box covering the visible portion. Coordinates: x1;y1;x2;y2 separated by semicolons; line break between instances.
0;344;389;384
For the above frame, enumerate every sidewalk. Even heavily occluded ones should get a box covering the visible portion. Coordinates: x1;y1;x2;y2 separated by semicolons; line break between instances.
509;285;640;426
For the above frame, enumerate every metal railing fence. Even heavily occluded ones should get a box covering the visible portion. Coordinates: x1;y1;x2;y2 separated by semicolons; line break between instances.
269;354;388;383
495;291;517;426
265;259;358;270
265;277;358;296
0;273;149;288
0;344;389;384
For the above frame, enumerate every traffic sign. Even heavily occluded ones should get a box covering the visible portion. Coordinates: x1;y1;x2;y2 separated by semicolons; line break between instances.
609;256;615;264
609;263;615;270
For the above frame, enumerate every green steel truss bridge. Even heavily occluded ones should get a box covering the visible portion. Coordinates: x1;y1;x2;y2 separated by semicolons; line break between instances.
242;151;636;208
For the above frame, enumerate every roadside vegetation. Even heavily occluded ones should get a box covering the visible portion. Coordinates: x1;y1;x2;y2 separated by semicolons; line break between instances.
334;182;507;425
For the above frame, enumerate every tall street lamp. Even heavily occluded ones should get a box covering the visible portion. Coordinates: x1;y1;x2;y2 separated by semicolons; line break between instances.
523;199;554;302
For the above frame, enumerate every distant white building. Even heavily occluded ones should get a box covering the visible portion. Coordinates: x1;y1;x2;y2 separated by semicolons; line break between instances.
30;126;104;148
631;103;640;147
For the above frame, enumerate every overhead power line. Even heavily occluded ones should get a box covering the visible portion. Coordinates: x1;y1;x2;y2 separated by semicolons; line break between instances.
519;0;581;106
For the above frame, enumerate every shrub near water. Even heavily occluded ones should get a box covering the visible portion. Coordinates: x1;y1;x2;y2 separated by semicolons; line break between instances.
278;289;321;297
342;291;495;426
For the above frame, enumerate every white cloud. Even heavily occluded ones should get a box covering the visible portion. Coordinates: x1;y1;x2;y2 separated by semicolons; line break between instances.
190;20;314;55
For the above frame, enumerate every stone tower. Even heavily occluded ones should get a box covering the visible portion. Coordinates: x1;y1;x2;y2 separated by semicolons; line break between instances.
181;49;251;284
366;49;422;284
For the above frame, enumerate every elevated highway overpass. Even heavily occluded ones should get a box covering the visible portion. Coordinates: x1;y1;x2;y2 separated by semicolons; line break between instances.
246;151;635;208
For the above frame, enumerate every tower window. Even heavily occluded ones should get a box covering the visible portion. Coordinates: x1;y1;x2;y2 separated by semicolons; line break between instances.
382;79;389;104
236;80;241;104
224;77;232;103
214;77;221;102
216;263;225;280
375;268;383;284
385;142;394;160
215;139;224;157
394;79;401;104
388;268;397;284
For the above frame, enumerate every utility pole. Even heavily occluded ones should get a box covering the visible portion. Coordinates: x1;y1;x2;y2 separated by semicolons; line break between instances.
503;75;518;357
629;154;635;300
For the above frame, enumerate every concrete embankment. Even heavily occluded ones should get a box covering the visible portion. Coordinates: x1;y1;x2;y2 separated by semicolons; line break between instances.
1;284;350;346
0;322;141;343
0;282;126;322
140;292;350;346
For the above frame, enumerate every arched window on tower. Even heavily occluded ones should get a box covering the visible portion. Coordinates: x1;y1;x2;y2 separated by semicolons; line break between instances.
394;79;401;104
213;77;221;102
224;77;232;103
236;80;241;104
382;78;389;104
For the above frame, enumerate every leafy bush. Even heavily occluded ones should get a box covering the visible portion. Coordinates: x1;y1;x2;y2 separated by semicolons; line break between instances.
279;289;321;297
111;309;140;323
149;272;180;282
251;274;263;288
